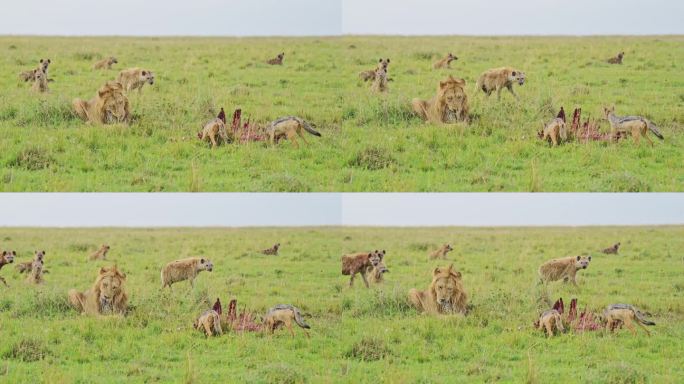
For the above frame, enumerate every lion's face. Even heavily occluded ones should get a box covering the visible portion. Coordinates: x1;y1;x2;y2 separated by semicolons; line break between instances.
574;255;591;269
440;81;467;113
97;267;125;310
199;258;213;272
2;250;16;263
140;70;155;85
431;265;462;311
508;70;525;85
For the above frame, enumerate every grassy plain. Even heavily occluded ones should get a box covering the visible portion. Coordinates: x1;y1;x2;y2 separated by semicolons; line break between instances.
1;226;683;382
0;36;682;191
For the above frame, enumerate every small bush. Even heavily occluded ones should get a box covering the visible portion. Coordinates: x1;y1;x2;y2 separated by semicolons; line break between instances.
3;339;50;362
257;363;307;384
350;147;395;170
344;337;391;361
9;146;55;171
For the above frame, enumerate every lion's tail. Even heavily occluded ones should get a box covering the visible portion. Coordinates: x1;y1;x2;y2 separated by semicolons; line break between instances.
301;119;321;137
646;120;664;140
292;307;310;329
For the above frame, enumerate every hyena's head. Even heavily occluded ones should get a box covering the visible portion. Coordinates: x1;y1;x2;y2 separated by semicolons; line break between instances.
39;58;51;71
508;69;525;86
377;58;390;70
617;52;624;59
439;76;467;112
445;244;453;252
199;258;213;272
278;53;285;60
34;250;46;262
370;250;388;274
102;244;111;251
1;250;16;263
574;255;591;269
109;57;118;65
447;53;457;62
273;243;280;250
140;70;155;85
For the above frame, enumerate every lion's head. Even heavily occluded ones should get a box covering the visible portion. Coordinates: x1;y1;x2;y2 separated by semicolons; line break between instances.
93;266;127;314
97;81;129;123
437;76;468;122
429;264;467;314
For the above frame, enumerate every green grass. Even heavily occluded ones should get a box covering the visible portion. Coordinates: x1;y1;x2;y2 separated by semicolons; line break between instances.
0;226;682;383
0;36;682;191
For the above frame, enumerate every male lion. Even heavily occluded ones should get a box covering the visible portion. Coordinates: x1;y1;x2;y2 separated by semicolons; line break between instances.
476;67;526;100
73;81;130;124
408;264;468;315
68;266;128;315
411;75;469;123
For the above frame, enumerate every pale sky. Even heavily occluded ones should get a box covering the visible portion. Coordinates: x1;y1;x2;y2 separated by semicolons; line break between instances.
0;0;681;36
0;194;681;227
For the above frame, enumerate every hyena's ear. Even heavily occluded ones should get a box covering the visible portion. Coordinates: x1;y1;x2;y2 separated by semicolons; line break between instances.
141;70;147;76
200;258;205;264
47;59;51;63
1;251;5;256
378;58;383;63
40;59;44;63
587;256;592;261
511;71;517;76
576;255;581;261
386;58;390;63
42;250;46;254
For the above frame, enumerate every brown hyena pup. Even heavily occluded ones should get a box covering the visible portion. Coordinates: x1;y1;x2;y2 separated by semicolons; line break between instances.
73;81;130;124
604;304;655;336
198;108;231;148
31;69;49;93
194;309;223;337
93;56;118;70
266;53;285;65
261;243;280;255
341;250;386;288
602;242;620;254
19;58;51;82
359;58;390;82
538;255;592;287
160;257;213;289
89;244;110;261
429;244;453;260
116;68;155;93
365;256;389;284
538;117;567;147
263;304;310;338
607;52;624;64
27;258;44;284
412;75;470;123
538;309;565;337
476;67;526;100
370;66;389;93
0;250;17;287
433;53;457;69
16;250;46;274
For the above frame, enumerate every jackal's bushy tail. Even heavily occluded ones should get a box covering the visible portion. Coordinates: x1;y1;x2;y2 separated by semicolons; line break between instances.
301;120;321;137
292;307;310;329
646;121;664;140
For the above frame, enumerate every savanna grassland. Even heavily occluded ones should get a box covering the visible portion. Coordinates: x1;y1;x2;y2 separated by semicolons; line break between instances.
1;226;683;383
0;36;682;192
